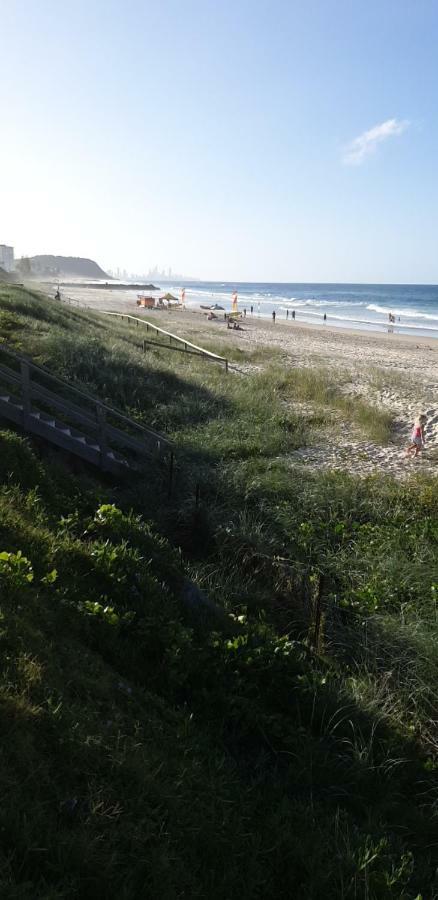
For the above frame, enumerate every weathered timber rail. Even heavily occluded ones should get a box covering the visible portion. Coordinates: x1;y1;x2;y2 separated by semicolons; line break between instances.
104;311;229;372
0;344;173;474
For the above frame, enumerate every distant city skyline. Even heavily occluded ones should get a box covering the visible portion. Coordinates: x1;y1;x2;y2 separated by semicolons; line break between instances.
107;264;198;283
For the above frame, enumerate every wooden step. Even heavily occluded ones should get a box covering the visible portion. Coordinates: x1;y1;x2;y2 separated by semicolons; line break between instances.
0;346;170;474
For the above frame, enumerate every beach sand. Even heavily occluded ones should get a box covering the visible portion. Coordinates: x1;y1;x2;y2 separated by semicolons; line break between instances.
55;284;438;479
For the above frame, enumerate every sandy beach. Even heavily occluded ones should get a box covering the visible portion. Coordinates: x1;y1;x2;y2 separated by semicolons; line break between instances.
54;283;438;479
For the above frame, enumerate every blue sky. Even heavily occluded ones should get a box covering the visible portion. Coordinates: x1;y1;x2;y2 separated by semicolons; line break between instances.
1;0;438;282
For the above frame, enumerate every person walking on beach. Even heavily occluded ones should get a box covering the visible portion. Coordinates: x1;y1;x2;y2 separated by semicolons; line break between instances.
286;309;289;320
272;310;276;323
250;305;253;315
323;313;327;323
292;310;295;320
406;414;427;458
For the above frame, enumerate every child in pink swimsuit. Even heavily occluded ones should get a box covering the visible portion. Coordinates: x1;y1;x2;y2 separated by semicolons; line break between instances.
405;414;427;457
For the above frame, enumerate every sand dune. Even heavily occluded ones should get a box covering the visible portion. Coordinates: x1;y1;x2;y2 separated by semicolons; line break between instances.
56;285;438;479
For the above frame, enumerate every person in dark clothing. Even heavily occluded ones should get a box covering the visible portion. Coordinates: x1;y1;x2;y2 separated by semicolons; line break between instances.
250;305;254;315
272;310;276;323
292;310;295;320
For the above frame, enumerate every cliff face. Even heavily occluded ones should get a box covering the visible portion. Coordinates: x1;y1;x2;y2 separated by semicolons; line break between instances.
29;256;110;279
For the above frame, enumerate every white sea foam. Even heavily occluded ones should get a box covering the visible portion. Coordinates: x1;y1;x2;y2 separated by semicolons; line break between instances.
169;282;438;336
367;303;438;322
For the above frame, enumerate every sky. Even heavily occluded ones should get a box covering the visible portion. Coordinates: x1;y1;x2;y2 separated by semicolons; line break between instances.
1;0;438;283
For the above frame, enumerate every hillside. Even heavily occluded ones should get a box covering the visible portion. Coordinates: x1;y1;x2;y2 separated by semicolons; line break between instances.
1;284;438;898
28;255;110;279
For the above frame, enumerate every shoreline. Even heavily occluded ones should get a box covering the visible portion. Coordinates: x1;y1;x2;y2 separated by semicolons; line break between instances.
48;282;438;349
26;283;438;478
37;278;438;342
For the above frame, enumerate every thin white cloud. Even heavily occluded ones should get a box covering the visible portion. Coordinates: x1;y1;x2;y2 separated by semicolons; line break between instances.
343;118;409;166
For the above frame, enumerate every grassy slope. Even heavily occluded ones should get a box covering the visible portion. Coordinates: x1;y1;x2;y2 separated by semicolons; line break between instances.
1;285;438;898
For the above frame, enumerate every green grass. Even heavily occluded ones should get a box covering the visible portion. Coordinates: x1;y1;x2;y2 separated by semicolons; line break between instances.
1;285;438;898
267;366;394;443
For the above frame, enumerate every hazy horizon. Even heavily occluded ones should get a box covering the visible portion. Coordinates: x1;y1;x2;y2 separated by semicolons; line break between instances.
2;1;438;283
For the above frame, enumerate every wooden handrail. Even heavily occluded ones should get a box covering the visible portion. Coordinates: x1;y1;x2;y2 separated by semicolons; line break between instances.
104;311;229;372
0;343;172;447
0;343;173;470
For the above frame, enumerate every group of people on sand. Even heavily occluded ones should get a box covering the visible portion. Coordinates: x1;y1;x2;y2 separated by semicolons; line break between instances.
271;309;327;324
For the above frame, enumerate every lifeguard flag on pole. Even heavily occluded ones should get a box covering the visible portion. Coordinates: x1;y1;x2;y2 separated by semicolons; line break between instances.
231;291;238;315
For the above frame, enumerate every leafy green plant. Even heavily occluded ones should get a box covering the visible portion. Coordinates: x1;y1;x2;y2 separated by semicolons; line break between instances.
0;549;33;595
1;284;438;898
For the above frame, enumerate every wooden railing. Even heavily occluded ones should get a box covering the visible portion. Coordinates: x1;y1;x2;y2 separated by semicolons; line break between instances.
104;312;229;372
0;343;173;473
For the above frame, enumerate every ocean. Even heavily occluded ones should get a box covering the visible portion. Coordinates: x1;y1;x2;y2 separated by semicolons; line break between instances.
164;281;438;338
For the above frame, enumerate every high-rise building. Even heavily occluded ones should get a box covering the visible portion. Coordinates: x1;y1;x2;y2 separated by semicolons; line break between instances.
0;244;14;272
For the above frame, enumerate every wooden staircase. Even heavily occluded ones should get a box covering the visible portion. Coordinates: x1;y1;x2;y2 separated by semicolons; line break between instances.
0;344;173;474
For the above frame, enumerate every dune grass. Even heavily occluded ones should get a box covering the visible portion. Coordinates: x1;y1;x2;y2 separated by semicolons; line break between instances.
1;285;438;897
0;286;392;444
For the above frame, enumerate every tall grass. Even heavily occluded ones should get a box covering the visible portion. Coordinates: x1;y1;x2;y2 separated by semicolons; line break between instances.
269;366;394;443
1;285;438;898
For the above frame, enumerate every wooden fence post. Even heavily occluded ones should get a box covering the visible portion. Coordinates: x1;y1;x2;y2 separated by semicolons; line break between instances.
96;405;108;470
20;361;31;415
313;574;325;651
168;451;174;498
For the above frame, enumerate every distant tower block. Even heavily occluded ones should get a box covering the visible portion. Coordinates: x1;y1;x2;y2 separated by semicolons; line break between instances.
0;244;14;272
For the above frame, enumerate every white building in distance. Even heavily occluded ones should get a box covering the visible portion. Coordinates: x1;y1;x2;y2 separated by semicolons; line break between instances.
0;244;14;272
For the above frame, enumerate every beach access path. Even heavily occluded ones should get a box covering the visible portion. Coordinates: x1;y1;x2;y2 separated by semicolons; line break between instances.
50;283;438;479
